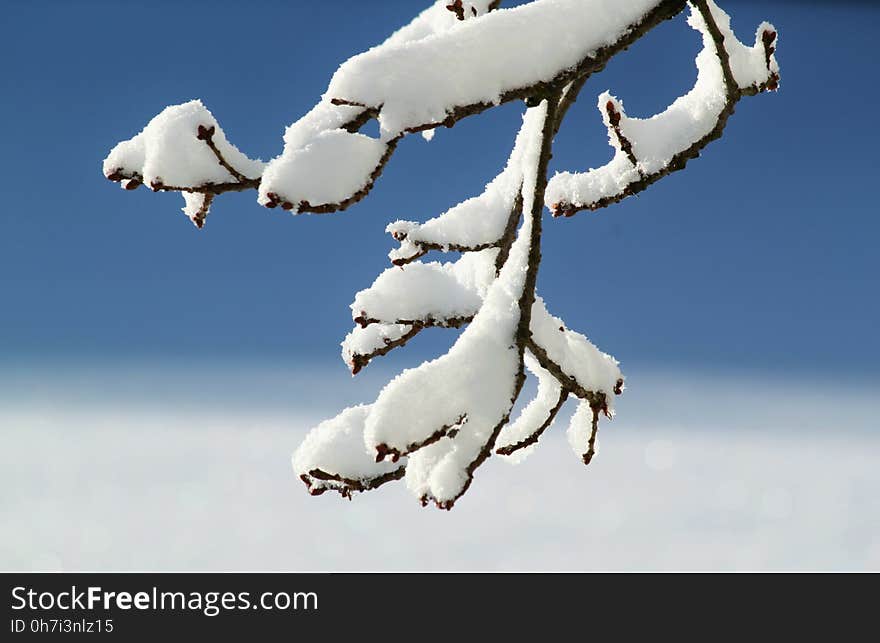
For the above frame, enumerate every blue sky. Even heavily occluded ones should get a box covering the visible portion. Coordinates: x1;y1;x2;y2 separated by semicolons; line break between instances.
1;0;878;379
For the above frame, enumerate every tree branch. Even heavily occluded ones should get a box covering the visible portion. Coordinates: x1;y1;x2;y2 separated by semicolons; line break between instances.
264;138;400;214
550;1;779;217
353;314;473;330
496;387;568;456
525;336;615;410
374;415;467;464
435;93;562;510
604;99;639;168
299;466;405;499
347;325;422;375
582;406;601;466
197;124;249;183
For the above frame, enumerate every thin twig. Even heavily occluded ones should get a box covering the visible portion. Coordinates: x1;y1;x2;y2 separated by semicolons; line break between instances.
299;466;406;499
604;100;639;168
582;406;600;465
353;314;473;330
197;124;250;183
348;325;422;375
496;387;569;456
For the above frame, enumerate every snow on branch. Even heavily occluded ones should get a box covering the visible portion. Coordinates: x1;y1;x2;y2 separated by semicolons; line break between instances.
341;324;421;376
293;405;405;498
102;100;264;228
350;250;496;328
385;107;536;265
567;399;602;465
104;0;779;509
546;0;779;216
326;0;686;137
339;251;495;375
495;353;568;462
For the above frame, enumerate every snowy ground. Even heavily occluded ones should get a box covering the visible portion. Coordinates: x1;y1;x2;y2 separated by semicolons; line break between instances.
1;364;878;571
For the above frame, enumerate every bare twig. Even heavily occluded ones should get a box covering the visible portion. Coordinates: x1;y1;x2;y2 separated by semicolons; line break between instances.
390;240;501;267
604;100;640;168
190;193;214;230
197;124;249;183
582;405;601;465
299;466;405;499
353;314;473;330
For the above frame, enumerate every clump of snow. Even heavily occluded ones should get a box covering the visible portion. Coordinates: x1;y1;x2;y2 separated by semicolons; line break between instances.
258;130;386;210
496;354;566;464
340;323;413;372
351;249;497;325
566;400;597;461
325;0;665;137
292;405;404;495
180;192;211;227
102;100;263;188
531;297;622;400
383;1;499;48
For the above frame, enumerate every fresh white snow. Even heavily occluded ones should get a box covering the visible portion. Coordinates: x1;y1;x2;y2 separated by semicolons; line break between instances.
3;364;877;571
350;250;497;325
495;353;565;463
325;0;667;137
258;130;386;210
292;405;404;495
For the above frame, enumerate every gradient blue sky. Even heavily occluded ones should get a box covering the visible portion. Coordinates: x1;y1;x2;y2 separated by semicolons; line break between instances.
1;0;877;380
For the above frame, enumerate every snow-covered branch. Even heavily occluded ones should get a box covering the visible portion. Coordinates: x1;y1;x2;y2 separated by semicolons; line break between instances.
294;406;406;498
495;353;568;460
105;0;779;509
546;0;779;216
102;100;264;227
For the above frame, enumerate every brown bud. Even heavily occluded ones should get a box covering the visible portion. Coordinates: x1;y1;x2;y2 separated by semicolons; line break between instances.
374;443;400;463
196;124;216;141
445;0;464;21
263;192;280;208
606;101;621;127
